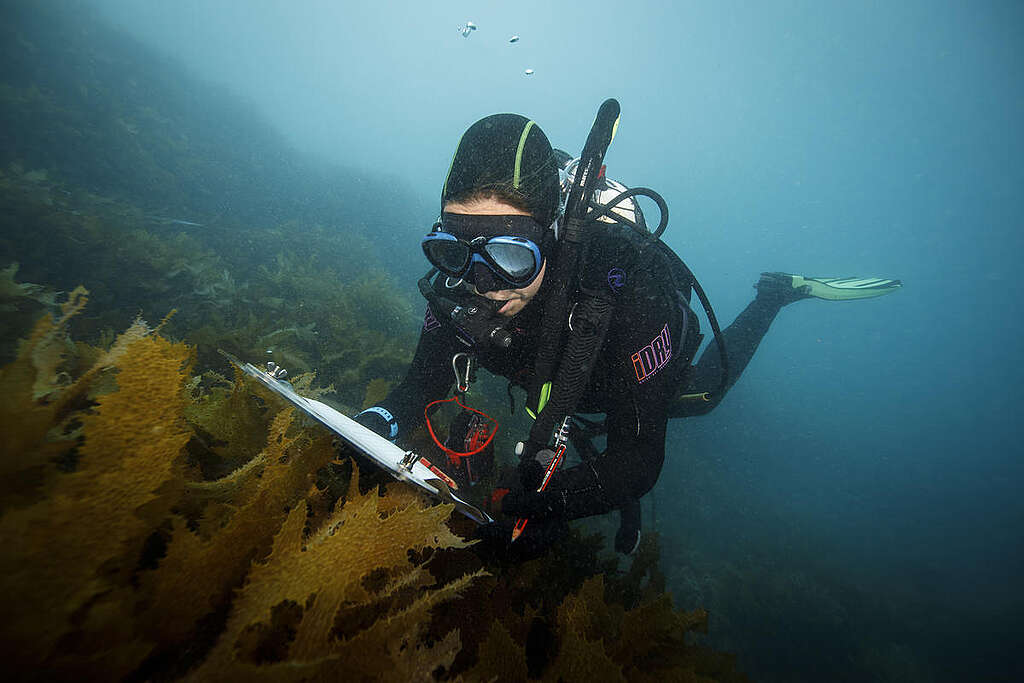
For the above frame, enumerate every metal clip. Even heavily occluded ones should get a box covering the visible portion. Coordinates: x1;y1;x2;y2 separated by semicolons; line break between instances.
399;450;422;472
266;362;288;379
452;352;472;394
553;416;572;449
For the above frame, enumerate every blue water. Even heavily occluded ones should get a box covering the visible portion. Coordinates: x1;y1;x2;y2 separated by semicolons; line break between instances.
76;1;1024;679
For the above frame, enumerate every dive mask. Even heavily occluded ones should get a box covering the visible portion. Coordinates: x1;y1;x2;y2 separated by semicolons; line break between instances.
422;213;551;291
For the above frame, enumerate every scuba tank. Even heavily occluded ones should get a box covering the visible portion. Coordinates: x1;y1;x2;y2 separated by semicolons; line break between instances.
541;105;731;420
555;150;648;230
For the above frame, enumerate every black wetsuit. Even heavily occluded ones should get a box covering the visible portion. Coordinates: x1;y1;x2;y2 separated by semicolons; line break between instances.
370;222;786;522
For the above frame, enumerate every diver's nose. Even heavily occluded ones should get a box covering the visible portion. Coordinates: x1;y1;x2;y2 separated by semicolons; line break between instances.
467;262;503;293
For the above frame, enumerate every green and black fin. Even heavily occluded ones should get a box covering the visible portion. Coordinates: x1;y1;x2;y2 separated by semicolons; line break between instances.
794;275;902;300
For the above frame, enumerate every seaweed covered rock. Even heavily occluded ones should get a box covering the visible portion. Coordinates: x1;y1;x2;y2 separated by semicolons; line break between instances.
0;165;418;410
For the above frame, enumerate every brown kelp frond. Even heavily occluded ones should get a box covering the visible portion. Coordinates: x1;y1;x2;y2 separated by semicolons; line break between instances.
361;376;392;409
377;478;434;516
288;370;334;400
0;320;74;505
1;301;738;681
184;364;274;470
0;262;60;311
541;574;745;683
23;285;89;400
194;462;480;677
140;408;330;643
0;288;159;509
328;573;477;680
51;314;157;412
0;301;492;680
0;316;192;677
465;621;530;681
184;451;267;505
545;576;627;682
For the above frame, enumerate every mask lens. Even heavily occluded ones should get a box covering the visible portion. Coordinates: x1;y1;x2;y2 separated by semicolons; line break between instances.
423;237;469;275
483;241;538;281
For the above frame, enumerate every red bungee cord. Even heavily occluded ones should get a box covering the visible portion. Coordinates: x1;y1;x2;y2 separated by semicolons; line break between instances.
424;395;498;466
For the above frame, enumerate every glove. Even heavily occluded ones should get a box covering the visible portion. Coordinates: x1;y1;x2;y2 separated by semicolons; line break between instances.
501;487;565;520
473;517;569;562
504;443;564;519
353;407;396;440
755;272;811;306
517;445;558;491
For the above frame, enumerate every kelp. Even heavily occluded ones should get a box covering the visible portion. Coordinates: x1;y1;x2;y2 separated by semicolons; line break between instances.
0;299;475;681
445;531;745;683
0;292;193;677
0;111;740;678
190;469;481;681
2;0;430;412
0;164;416;410
0;285;92;509
0;262;58;312
0;298;743;681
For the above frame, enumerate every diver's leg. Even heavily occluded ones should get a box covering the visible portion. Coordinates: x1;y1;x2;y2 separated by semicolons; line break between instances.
687;294;785;396
615;498;642;555
687;271;899;399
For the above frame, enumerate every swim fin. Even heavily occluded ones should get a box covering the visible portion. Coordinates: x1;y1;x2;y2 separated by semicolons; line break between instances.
791;274;902;301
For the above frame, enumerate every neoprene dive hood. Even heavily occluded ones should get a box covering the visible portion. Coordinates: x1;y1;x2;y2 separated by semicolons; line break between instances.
441;113;561;227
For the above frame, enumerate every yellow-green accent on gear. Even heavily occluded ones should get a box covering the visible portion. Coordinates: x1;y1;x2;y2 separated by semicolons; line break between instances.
610;116;620;143
513;120;537;189
524;381;553;419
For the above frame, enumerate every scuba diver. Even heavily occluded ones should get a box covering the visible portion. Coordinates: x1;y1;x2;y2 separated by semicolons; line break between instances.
354;101;900;559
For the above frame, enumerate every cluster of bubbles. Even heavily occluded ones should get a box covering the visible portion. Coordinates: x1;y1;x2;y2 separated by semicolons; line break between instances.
457;21;532;76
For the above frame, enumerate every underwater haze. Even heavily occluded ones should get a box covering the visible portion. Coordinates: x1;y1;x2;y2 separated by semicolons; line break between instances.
3;0;1023;680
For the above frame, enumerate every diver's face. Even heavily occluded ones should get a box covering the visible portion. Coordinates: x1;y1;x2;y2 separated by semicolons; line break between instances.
442;198;546;317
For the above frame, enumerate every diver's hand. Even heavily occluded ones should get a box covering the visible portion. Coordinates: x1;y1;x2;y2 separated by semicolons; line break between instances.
755;272;811;306
473;516;569;562
533;448;559;469
517;446;557;491
501;487;565;520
